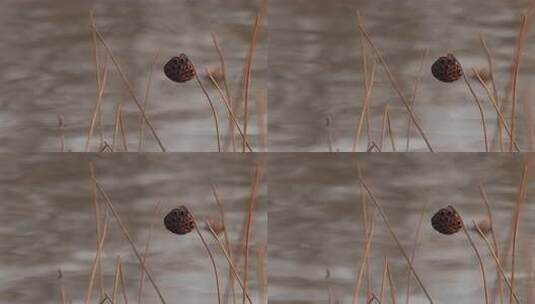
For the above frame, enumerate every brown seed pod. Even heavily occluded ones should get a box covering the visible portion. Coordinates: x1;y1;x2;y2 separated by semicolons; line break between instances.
431;205;463;235
164;206;195;235
164;54;196;83
431;54;464;83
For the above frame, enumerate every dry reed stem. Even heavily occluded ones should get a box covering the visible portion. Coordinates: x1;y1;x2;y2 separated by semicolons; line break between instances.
210;184;237;304
188;208;222;304
243;167;262;304
353;61;377;152
352;213;376;304
380;257;388;303
138;201;161;304
90;17;166;152
473;221;520;304
478;184;504;304
405;203;427;304
206;223;255;304
241;6;264;152
207;70;253;152
90;165;167;304
86;55;109;152
473;70;520;152
386;259;397;304
211;33;235;151
358;177;434;303
194;73;222;152
405;49;428;152
386;106;396;152
462;74;489;152
119;107;128;151
379;105;389;151
479;36;503;152
358;24;371;145
112;103;122;151
112;256;121;303
510;15;528;152
84;213;109;304
119;259;129;304
138;50;160;152
454;208;489;304
356;12;434;152
510;162;530;304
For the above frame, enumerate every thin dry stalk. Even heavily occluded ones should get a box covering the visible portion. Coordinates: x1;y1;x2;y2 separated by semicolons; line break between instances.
90;165;167;304
386;107;396;152
462;74;489;152
379;105;389;151
352;213;376;304
119;108;128;151
206;223;255;304
211;33;235;151
207;70;253;152
241;6;264;152
510;15;528;152
479;184;504;304
356;12;434;152
405;49;428;152
479;36;503;152
138;50;160;152
188;209;222;304
112;103;123;151
456;210;489;304
473;221;520;304
112;257;121;304
90;18;166;152
405;203;427;304
119;260;129;304
358;24;371;145
380;258;388;303
210;184;237;304
359;177;434;303
473;70;519;152
86;55;109;152
194;73;222;152
84;214;109;304
353;62;377;152
138;201;162;304
510;162;530;304
386;260;397;304
242;168;262;304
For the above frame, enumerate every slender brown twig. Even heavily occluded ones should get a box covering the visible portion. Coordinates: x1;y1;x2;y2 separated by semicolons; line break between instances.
357;12;433;152
359;176;434;303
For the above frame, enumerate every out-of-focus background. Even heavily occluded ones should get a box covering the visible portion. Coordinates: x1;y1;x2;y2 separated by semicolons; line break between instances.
0;0;266;152
269;153;535;303
0;153;267;304
268;0;535;151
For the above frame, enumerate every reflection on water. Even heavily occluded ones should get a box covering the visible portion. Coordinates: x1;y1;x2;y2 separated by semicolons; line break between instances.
0;154;267;304
0;0;265;152
269;154;535;303
268;0;535;151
